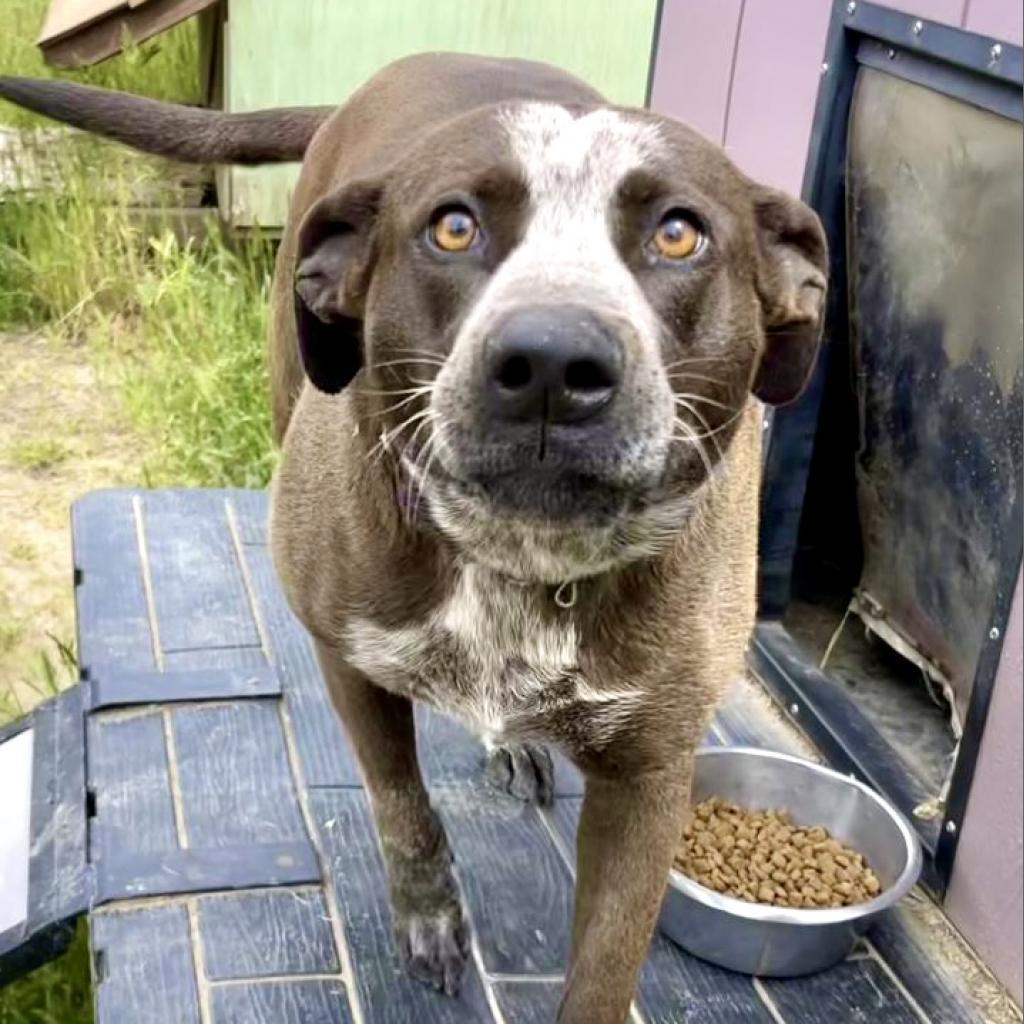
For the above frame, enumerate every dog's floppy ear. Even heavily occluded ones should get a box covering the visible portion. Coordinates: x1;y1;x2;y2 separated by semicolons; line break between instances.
294;181;382;393
749;186;828;406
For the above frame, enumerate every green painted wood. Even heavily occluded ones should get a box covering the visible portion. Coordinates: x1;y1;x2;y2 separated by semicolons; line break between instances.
220;0;659;228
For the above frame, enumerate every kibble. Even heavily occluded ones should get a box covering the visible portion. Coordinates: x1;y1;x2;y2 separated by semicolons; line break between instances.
675;797;883;909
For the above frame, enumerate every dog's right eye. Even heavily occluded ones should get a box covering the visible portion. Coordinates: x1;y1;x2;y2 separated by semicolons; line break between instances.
429;207;479;253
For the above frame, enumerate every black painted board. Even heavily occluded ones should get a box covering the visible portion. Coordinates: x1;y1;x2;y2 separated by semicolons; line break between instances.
91;904;201;1024
162;647;268;671
170;701;308;847
71;490;155;675
227;489;269;545
637;937;771;1024
433;784;572;976
760;957;920;1023
244;543;362;787
416;706;584;798
87;710;178;861
93;842;320;903
26;686;89;934
209;980;353;1024
91;667;280;709
140;490;260;652
544;798;581;866
312;788;495;1024
492;981;564;1023
870;909;981;1024
198;889;339;980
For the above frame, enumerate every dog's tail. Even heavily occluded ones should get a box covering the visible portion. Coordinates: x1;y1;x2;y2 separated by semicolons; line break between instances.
0;77;333;164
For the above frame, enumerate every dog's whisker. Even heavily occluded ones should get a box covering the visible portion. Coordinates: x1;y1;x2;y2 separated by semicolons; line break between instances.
672;417;714;477
674;397;723;461
364;406;433;464
371;357;445;369
371;388;434;419
665;371;728;387
662;355;731;371
672;393;735;413
682;405;749;441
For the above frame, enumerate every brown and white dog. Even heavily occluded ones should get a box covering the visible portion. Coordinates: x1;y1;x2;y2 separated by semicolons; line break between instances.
1;54;827;1022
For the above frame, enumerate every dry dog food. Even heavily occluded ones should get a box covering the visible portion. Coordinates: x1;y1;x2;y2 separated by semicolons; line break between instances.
675;797;882;909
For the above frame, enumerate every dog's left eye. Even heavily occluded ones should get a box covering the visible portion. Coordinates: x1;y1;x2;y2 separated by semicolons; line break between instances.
651;211;704;261
429;207;479;253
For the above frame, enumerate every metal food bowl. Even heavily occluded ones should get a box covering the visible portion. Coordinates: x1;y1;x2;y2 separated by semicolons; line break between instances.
658;747;922;977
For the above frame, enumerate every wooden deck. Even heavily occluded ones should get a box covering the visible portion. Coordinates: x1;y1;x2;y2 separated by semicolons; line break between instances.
4;488;1013;1023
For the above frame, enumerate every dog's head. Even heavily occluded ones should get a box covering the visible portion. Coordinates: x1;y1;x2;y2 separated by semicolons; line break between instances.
294;103;827;582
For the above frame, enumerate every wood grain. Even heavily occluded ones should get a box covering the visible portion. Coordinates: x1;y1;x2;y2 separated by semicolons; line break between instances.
198;889;339;980
209;979;353;1024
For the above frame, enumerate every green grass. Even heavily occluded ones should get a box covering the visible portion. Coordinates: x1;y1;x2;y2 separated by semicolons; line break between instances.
1;3;278;1020
1;0;200;129
5;437;70;471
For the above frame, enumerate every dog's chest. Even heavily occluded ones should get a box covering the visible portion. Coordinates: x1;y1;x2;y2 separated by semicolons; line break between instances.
345;566;606;742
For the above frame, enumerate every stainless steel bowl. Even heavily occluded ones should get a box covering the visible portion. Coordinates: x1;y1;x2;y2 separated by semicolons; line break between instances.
658;747;922;977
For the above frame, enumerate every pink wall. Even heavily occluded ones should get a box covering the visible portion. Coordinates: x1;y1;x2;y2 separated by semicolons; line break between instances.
946;570;1024;1004
649;0;1024;195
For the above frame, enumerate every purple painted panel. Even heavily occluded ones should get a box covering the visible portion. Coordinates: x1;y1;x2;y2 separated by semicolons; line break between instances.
946;569;1024;1005
881;0;967;25
722;0;833;194
647;0;743;143
964;0;1024;45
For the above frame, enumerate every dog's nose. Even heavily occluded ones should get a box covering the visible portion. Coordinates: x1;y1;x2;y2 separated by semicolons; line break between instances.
485;306;623;424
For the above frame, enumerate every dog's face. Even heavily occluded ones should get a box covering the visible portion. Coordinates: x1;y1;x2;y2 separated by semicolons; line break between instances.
294;103;826;582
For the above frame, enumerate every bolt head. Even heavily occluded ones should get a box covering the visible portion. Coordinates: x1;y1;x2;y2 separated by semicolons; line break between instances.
912;19;924;34
846;1;856;13
991;43;1003;60
989;626;1001;641
945;820;958;835
789;703;800;716
887;47;898;59
821;61;830;74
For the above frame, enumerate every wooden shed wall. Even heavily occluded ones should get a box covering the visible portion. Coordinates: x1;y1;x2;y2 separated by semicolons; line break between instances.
648;0;1024;197
219;0;659;229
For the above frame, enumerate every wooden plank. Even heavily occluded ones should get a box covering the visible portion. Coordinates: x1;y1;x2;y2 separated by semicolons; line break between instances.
244;544;363;787
545;797;581;863
714;679;804;755
198;889;339;980
87;711;178;861
223;0;659;228
72;490;155;675
208;979;353;1024
91;905;201;1024
312;788;494;1024
162;647;268;671
170;702;308;846
228;490;269;545
434;785;573;976
721;0;833;195
647;0;744;143
93;842;320;903
870;904;996;1024
90;666;281;710
140;491;260;653
637;936;772;1023
492;981;564;1023
760;957;921;1023
26;687;89;933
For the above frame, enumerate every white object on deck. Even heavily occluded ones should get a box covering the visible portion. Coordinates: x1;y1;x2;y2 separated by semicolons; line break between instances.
0;728;34;935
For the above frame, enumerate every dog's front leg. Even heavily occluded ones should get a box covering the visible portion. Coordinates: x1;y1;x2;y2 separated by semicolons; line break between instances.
558;760;692;1024
315;642;469;995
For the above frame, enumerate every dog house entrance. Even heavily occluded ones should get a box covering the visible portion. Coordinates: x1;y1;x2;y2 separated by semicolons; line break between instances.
753;11;1023;894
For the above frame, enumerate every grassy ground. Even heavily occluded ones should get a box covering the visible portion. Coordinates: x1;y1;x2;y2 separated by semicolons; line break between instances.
1;3;277;1020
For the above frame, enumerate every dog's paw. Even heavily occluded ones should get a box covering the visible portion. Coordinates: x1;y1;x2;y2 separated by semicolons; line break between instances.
394;903;469;996
485;742;554;806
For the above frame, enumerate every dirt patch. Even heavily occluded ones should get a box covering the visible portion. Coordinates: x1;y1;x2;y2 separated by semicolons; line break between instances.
0;329;146;718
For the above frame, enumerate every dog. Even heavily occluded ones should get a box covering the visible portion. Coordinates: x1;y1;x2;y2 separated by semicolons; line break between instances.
0;54;826;1023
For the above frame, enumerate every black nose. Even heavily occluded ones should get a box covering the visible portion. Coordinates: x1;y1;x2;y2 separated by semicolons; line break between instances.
484;306;623;424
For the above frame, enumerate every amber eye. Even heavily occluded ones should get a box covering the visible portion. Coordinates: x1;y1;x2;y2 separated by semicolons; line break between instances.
652;212;703;260
430;207;479;252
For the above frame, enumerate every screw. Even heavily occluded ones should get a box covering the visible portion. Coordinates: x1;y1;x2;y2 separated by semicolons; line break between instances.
789;703;800;716
945;820;958;835
991;43;1003;61
912;20;924;35
821;61;830;74
887;47;898;59
846;1;856;13
989;626;1001;640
